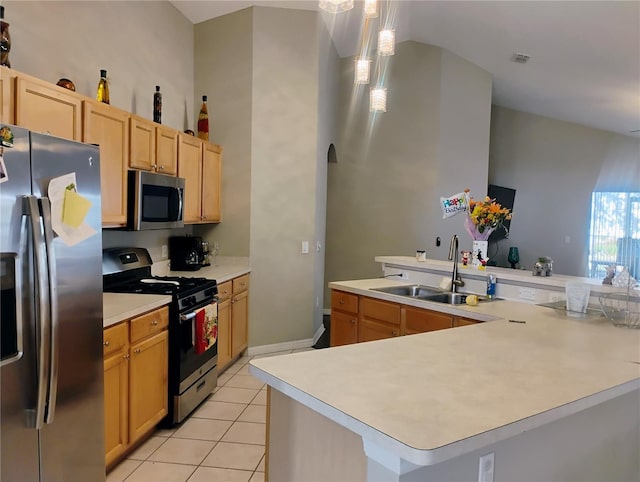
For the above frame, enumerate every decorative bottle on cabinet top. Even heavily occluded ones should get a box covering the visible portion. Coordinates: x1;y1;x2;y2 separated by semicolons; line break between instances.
0;6;11;68
96;69;110;104
153;85;162;124
197;95;209;141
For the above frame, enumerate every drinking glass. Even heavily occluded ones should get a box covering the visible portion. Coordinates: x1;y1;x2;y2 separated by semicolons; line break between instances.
508;247;520;269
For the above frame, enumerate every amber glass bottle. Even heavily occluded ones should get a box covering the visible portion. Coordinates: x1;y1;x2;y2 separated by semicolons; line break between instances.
153;85;162;124
96;69;110;104
197;95;209;141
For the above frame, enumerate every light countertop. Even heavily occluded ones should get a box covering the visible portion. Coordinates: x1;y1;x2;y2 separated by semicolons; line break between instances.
103;293;172;328
250;277;640;467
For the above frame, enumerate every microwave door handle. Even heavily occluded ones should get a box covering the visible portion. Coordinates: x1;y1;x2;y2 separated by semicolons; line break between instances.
23;196;51;430
40;198;59;424
177;187;183;221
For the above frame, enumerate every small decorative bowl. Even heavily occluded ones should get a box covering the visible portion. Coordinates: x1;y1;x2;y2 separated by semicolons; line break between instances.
184;129;195;136
56;78;76;91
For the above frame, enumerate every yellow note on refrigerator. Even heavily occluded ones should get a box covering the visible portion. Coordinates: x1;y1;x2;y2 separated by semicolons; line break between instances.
62;189;92;228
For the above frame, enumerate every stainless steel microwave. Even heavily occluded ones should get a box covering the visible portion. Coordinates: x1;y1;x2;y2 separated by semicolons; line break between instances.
128;170;185;230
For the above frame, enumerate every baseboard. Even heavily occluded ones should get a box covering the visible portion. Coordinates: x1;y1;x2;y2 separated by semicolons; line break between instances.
247;338;314;357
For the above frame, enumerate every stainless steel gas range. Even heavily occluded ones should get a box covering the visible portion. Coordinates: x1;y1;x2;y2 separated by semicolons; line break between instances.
103;247;218;424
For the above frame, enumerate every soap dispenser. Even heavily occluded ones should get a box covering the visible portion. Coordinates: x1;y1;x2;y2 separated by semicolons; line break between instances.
486;274;496;299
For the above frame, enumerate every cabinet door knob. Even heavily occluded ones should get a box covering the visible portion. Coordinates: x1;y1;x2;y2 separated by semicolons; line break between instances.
151;320;158;326
123;354;130;360
133;348;141;354
350;319;356;324
392;330;399;336
339;299;345;305
103;340;110;346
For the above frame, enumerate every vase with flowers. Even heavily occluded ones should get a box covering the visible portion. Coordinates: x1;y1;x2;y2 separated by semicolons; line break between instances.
463;189;512;268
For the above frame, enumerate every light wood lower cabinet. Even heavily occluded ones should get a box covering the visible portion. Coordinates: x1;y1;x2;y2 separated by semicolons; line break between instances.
403;306;453;334
216;281;232;370
103;305;169;468
330;291;359;346
231;275;250;357
217;274;250;373
330;290;479;346
358;297;401;342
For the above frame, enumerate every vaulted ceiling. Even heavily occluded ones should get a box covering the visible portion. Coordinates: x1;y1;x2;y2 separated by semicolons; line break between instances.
170;1;640;138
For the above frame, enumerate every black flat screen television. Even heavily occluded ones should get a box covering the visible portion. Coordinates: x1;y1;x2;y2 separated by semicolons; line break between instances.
487;184;516;241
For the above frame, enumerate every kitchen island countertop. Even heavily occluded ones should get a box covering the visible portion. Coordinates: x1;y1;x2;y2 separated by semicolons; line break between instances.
250;277;640;478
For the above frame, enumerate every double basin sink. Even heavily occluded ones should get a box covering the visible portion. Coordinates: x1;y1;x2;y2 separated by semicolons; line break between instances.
371;284;497;305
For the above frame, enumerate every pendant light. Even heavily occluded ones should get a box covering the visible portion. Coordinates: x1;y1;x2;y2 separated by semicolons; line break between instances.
364;0;378;18
318;0;354;13
354;58;371;84
378;28;395;56
369;87;387;112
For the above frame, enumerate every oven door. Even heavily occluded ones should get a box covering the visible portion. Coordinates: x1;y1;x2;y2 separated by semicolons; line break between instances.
176;299;218;394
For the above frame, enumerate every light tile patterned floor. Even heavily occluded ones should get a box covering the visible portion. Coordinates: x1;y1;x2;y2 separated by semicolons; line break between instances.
107;348;313;482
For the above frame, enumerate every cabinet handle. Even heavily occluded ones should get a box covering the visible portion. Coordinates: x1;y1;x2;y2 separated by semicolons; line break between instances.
151;320;158;326
350;319;356;324
103;340;110;346
159;165;164;170
339;299;345;305
152;164;157;170
392;330;399;336
123;354;130;360
133;348;141;354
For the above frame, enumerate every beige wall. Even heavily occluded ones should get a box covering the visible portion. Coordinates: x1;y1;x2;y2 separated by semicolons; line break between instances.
325;41;492;306
193;8;253;256
489;106;640;275
4;1;194;132
195;7;331;345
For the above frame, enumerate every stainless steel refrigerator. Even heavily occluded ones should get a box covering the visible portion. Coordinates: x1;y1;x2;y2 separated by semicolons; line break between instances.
0;125;105;481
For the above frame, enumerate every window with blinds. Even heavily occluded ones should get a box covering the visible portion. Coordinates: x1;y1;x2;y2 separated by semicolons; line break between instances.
588;192;640;279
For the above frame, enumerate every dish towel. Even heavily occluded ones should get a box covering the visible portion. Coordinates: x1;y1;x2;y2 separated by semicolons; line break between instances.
195;302;218;354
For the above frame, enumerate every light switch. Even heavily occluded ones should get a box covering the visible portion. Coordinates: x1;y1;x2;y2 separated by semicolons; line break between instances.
301;241;309;254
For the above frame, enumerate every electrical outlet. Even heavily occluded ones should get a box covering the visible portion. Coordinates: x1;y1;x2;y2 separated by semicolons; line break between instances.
519;287;536;301
478;452;495;482
161;245;168;258
550;292;563;302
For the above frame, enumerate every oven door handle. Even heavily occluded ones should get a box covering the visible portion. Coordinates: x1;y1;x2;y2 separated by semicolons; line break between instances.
180;311;197;324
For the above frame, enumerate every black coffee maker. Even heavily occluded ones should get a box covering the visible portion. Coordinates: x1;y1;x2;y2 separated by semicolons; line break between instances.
169;236;204;271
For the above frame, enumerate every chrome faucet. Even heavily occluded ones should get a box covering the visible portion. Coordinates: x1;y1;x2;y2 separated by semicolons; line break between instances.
448;235;465;293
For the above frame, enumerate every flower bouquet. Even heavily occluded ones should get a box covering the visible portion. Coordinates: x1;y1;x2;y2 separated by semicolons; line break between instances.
463;189;512;267
463;189;512;241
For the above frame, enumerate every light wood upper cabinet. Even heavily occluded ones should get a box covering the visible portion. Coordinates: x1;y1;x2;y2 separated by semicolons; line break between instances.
83;100;129;227
0;66;12;124
202;143;222;222
178;133;203;223
129;115;156;171
155;125;178;175
14;74;82;140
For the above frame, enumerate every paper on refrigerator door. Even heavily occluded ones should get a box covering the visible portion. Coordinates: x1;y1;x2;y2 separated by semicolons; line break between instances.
48;172;96;246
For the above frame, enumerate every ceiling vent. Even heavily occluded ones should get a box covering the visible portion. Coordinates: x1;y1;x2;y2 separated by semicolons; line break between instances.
512;52;531;64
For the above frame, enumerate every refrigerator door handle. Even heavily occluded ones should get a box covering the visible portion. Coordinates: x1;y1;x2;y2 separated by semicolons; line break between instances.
40;197;59;424
24;196;51;430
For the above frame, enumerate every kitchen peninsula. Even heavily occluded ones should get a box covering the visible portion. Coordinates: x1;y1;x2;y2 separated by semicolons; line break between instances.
250;260;640;482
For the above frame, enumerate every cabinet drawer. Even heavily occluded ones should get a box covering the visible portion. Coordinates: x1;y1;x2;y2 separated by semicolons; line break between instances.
360;297;400;325
232;274;250;294
331;291;358;315
130;306;169;343
358;318;400;343
217;281;232;302
404;306;453;334
103;322;128;357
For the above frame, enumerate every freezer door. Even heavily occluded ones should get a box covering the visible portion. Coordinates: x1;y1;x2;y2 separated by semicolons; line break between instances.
30;133;105;481
0;125;40;482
